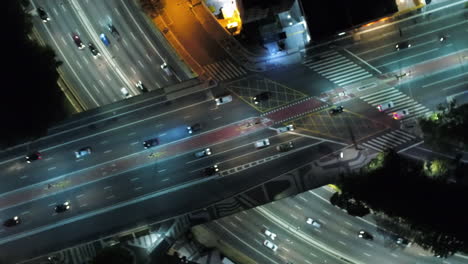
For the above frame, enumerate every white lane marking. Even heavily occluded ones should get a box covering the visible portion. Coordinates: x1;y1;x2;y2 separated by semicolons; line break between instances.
184;115;191;119
294;204;302;210
138;60;144;68
340;230;348;235
80;203;87;207
213;116;222;120
130;141;139;146
210;107;217;111
122;38;129;47
105;74;111;81
322;209;331;215
83;57;89;65
130;66;136;74
363;252;371;257
282;247;290;253
48;203;55;207
76;60;82;69
104;150;112;154
229;221;237;227
291;214;298;220
366;242;374;247
309;252;317;257
104;186;112;190
48;167;56;171
76;194;84;198
145;53;152;62
158;169;167;173
100;140;108;144
60;4;66;11
114;7;121;16
130;31;137;40
92;84;101;94
20;175;28;179
159;133;167;137
299;196;308;202
234;216;242;221
98;79;105;87
134;186;143;191
338;241;346;246
21;211;30;215
391;253;399;258
128;132;136;136
345;221;352;226
130;177;139;182
161;178;169;182
106;195;115;199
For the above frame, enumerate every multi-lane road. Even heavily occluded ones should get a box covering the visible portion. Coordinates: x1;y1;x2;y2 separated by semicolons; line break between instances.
1;0;467;263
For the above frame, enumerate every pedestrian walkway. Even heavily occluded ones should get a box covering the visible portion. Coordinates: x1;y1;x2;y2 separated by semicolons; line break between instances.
361;129;418;152
359;87;432;122
261;97;328;124
303;50;373;87
203;59;247;82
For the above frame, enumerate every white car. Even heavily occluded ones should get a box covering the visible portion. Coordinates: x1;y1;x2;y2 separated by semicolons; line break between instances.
277;124;294;133
263;240;278;251
120;87;131;98
306;218;321;228
254;139;270;149
377;101;394;112
75;147;92;159
392;109;409;120
264;229;277;240
215;95;232;105
161;62;173;76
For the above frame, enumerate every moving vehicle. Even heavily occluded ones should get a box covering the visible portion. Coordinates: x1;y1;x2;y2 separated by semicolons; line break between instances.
203;165;219;176
120;87;131;98
55;202;71;213
395;41;411;50
100;33;110;46
143;138;159;149
107;24;120;40
306;217;321;228
161;62;173;76
330;105;344;114
72;33;85;49
194;148;211;158
254;139;270;149
26;151;42;163
263;240;278;251
215;94;233;105
377;101;394;112
264;229;277;240
358;230;373;240
75;147;92;158
277;124;294;133
276;142;294;152
88;43;101;58
136;81;148;92
187;123;201;134
392;109;409;120
3;216;20;227
37;7;50;22
253;92;271;104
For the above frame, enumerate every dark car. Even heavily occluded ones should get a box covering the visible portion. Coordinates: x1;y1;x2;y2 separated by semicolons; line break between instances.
330;105;344;114
187;123;201;134
143;138;158;149
107;24;121;40
395;41;411;50
136;81;148;92
55;202;71;213
253;92;271;104
358;230;373;240
3;216;20;227
203;165;219;176
88;43;101;57
194;148;211;158
72;33;85;49
37;7;50;22
276;142;294;152
26;151;42;163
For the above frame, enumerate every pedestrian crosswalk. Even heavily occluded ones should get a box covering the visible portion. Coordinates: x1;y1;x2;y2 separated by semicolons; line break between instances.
203;59;247;82
362;129;417;152
303;50;373;87
359;87;432;121
57;241;100;264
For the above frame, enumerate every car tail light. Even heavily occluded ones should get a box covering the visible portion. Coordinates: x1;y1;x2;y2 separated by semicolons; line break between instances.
377;105;382;111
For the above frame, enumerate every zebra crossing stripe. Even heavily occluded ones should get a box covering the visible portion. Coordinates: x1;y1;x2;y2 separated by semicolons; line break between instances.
309;56;348;69
380;134;407;144
324;64;363;78
371;137;400;147
328;68;367;81
363;142;386;151
360;87;395;99
338;73;373;86
392;130;415;139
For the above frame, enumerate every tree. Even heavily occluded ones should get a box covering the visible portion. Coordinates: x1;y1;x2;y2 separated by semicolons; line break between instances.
91;246;133;264
423;159;449;180
139;0;164;18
